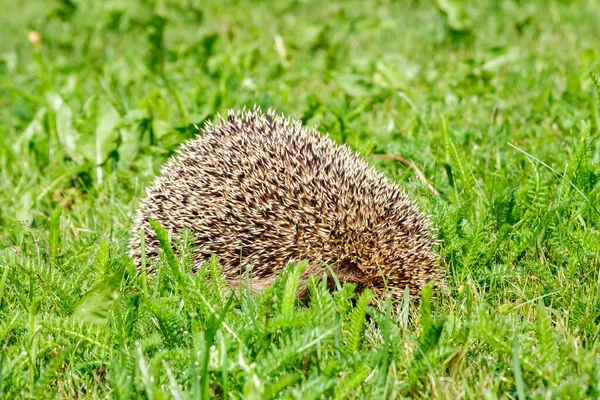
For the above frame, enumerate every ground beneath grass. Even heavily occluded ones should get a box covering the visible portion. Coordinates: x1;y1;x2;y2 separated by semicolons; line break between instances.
1;0;600;398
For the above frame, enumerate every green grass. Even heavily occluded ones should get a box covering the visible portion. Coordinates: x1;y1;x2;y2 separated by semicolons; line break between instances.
1;0;600;398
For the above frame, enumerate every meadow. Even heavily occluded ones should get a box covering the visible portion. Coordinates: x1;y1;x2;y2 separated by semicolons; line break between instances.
1;0;600;398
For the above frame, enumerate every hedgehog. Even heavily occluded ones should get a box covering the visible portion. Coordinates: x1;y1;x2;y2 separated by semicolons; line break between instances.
129;108;441;298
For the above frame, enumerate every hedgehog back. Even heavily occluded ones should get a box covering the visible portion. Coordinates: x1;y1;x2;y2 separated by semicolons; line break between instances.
129;110;439;296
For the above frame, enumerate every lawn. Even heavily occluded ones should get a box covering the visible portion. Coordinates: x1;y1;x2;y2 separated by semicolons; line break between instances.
1;0;600;398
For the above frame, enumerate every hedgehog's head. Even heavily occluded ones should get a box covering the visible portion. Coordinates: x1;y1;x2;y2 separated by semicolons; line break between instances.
321;197;440;299
330;251;438;299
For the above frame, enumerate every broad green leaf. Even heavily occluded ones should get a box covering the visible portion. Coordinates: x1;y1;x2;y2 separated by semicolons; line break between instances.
373;57;420;90
16;190;34;222
152;119;172;140
16;107;46;151
47;93;82;164
335;74;372;98
435;0;471;32
78;95;120;166
73;266;124;324
117;109;147;168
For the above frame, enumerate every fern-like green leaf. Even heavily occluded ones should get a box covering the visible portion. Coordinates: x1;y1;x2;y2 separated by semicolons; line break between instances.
263;373;301;400
333;363;369;399
307;276;336;326
280;260;307;319
442;117;486;201
33;344;75;397
149;299;190;348
345;289;372;354
94;240;109;275
512;334;527;400
149;219;182;282
109;352;136;400
535;302;557;368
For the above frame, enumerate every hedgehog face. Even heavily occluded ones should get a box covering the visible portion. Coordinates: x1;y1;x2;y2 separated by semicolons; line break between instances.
322;216;437;297
325;259;410;299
